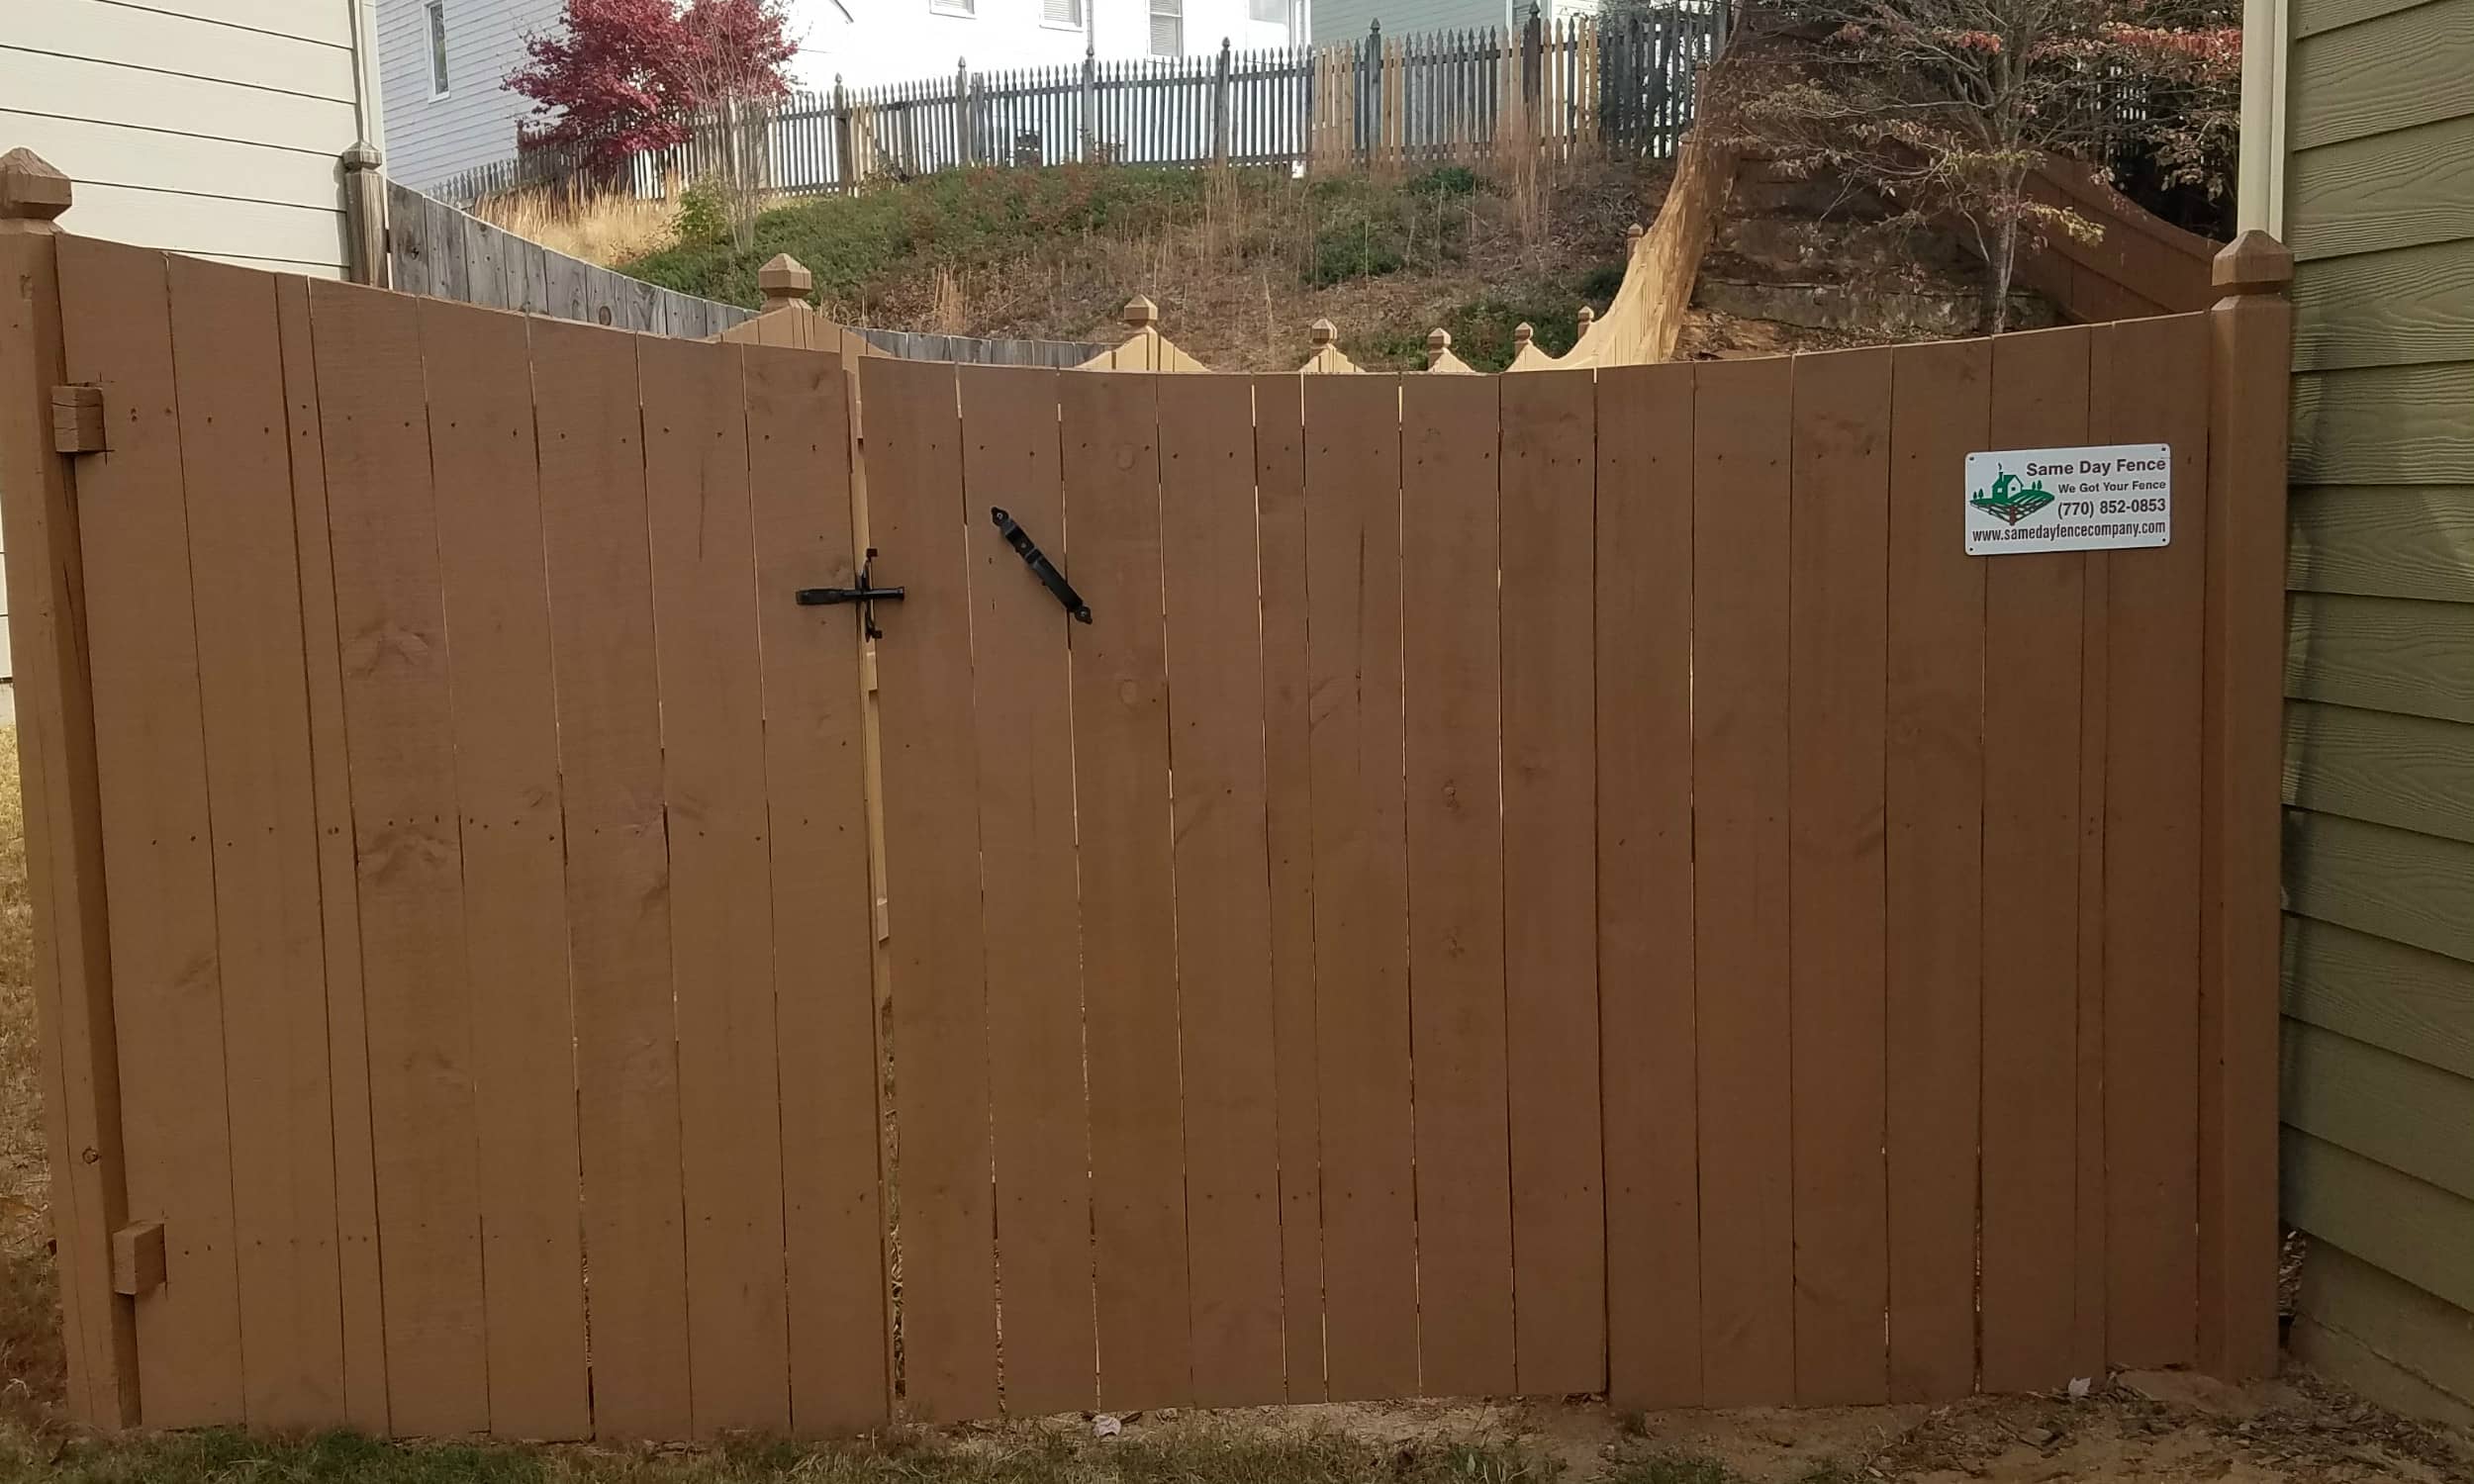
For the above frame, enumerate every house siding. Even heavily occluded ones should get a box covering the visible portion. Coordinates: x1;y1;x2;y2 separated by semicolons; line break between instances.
0;0;370;273
1310;0;1598;45
380;0;559;190
2260;0;2474;1433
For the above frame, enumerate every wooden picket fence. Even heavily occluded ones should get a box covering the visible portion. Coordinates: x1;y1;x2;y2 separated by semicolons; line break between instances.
428;7;1725;205
3;159;2295;1438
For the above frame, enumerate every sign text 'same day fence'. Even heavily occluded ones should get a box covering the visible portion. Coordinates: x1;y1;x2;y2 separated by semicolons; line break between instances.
1965;442;2171;554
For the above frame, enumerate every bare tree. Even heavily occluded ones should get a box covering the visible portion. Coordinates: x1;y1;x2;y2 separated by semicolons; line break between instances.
676;0;797;249
1715;0;2126;331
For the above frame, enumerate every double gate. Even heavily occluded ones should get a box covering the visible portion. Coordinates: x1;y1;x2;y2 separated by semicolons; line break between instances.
0;227;2293;1439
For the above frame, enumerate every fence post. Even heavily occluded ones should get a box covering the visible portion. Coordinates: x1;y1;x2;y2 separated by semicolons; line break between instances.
1358;20;1380;167
1212;38;1234;166
2195;229;2292;1383
1522;2;1545;139
759;252;814;314
1081;45;1098;163
956;57;974;168
831;75;855;191
0;148;140;1429
340;141;388;288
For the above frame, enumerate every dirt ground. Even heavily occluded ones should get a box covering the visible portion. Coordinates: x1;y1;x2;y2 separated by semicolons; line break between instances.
1135;1369;2473;1483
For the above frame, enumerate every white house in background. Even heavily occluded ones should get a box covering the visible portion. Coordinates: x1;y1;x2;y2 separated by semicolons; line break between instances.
1311;0;1593;46
383;0;1304;192
0;0;385;274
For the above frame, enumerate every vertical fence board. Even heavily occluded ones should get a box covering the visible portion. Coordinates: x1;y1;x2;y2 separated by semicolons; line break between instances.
1398;374;1515;1400
306;275;490;1436
272;274;390;1435
640;335;795;1436
1498;368;1605;1395
2099;313;2209;1368
1301;373;1418;1401
1785;347;1892;1407
865;356;1000;1422
1883;337;1990;1403
166;255;343;1431
58;237;245;1430
1978;325;2091;1392
421;300;593;1439
531;318;693;1438
956;365;1095;1419
1251;373;1326;1402
1159;375;1285;1405
1062;370;1194;1411
1596;361;1698;1412
1690;354;1795;1406
744;346;892;1434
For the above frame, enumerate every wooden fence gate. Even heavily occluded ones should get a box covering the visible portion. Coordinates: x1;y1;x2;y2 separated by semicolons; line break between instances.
2;220;2295;1439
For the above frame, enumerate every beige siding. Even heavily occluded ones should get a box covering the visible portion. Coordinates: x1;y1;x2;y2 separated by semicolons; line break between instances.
0;0;366;274
2272;0;2474;1427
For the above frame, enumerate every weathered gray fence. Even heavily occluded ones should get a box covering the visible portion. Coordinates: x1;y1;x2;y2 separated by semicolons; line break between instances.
854;327;1113;367
381;181;751;338
428;6;1725;205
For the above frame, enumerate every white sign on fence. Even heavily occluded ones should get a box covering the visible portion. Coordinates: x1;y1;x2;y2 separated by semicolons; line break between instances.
1963;443;2171;555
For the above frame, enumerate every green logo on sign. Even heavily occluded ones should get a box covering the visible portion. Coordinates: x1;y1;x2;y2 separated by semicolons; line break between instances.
1969;468;2055;526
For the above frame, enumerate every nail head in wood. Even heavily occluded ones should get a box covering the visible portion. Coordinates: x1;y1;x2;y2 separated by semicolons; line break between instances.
1122;294;1160;329
0;147;72;223
51;386;106;454
757;252;813;309
111;1220;165;1297
2212;231;2293;295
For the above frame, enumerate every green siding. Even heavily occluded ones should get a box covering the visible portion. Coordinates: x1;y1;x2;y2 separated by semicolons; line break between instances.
2277;0;2474;1420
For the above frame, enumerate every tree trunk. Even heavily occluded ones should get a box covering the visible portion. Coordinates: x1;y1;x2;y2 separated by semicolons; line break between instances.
1982;208;2020;334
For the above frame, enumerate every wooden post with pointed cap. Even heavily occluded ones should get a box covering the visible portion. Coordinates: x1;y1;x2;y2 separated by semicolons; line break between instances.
0;147;140;1428
2195;228;2292;1384
758;253;813;313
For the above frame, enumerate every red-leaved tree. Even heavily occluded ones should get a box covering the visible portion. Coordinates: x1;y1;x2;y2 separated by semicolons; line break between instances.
509;0;795;175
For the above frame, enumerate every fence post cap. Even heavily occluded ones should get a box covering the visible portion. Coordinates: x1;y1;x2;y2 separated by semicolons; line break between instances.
1425;327;1453;365
1627;222;1646;245
0;147;72;224
2212;231;2293;295
1310;317;1337;348
1513;322;1535;347
342;140;385;171
1576;305;1595;327
1122;294;1160;328
758;253;814;306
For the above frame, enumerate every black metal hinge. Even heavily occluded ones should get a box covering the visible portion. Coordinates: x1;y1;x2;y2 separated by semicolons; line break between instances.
796;548;905;638
991;507;1091;623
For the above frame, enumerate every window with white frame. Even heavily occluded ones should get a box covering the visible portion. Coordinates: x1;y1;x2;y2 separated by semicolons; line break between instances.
425;0;450;96
1041;0;1084;24
930;0;976;15
1248;0;1284;20
1149;0;1182;53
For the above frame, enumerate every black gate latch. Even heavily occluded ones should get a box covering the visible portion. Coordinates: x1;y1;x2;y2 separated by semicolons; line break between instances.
991;508;1092;623
796;548;905;638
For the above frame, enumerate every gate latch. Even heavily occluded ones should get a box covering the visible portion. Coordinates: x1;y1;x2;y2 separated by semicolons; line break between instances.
991;508;1092;623
797;548;905;638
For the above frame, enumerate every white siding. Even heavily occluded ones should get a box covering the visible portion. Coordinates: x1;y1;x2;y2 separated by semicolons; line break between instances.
0;0;367;274
379;0;562;189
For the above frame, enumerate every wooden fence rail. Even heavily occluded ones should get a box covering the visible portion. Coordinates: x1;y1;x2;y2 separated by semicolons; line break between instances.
427;8;1726;205
2;144;2292;1438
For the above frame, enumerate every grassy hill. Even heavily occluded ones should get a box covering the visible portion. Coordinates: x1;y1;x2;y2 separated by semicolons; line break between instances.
599;162;1660;373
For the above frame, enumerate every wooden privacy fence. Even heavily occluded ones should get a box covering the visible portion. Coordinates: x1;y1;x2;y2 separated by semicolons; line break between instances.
427;7;1725;205
4;167;2294;1435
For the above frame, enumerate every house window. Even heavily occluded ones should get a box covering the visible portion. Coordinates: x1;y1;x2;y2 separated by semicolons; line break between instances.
929;0;975;14
1041;0;1083;24
425;0;449;96
1149;0;1182;53
1248;0;1284;20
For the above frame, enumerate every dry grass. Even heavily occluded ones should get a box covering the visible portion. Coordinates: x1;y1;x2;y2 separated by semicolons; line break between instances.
469;188;687;268
0;728;65;1436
